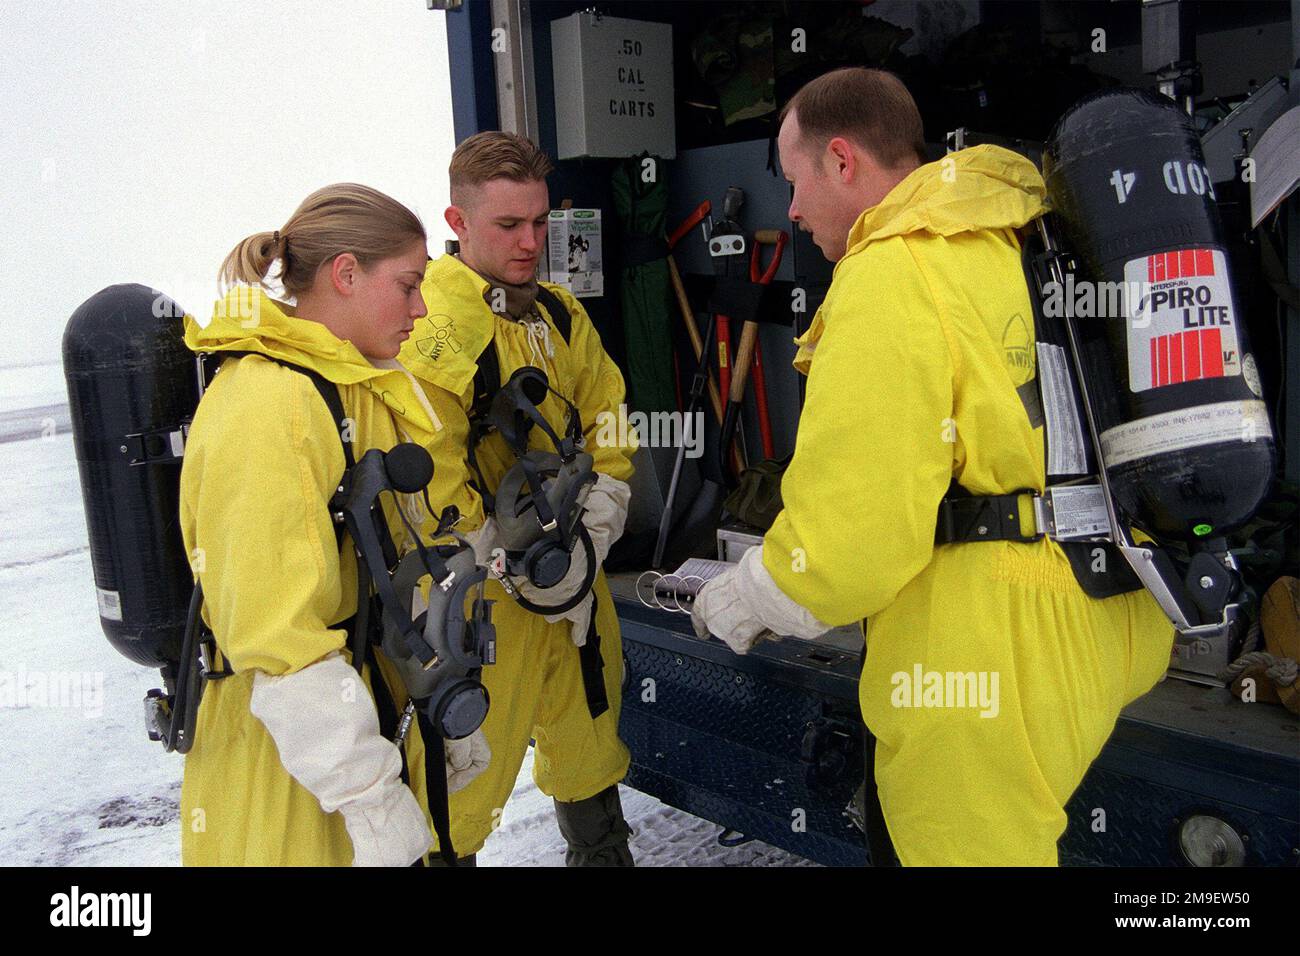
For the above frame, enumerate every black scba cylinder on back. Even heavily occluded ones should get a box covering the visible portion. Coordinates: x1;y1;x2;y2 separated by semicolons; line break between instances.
63;284;197;669
1043;89;1275;538
63;283;495;752
1035;89;1275;634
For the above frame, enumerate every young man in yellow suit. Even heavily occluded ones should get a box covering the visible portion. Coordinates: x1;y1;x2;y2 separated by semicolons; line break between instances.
691;68;1174;866
400;132;636;866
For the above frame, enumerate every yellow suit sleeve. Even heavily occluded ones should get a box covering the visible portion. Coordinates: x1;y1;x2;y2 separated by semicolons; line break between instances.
183;356;351;676
548;286;636;483
763;237;956;626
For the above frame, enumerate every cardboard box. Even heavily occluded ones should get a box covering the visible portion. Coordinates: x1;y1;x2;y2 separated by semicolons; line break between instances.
547;208;603;298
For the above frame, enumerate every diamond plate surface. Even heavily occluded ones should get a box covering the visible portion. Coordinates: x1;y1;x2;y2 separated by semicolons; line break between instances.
623;638;829;759
621;707;870;867
621;632;1300;867
1062;764;1300;866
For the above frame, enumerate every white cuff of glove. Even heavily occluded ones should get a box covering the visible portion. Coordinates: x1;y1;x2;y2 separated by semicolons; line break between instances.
249;652;433;867
690;546;833;655
339;774;436;868
516;554;593;646
543;591;594;647
443;728;492;794
540;473;627;644
581;473;631;566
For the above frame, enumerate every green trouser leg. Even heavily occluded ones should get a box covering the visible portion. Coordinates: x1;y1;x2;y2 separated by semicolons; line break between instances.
554;784;635;867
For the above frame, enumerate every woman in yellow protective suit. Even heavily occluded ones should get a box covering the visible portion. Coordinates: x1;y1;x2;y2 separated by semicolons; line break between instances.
179;184;486;866
399;133;636;864
693;69;1174;866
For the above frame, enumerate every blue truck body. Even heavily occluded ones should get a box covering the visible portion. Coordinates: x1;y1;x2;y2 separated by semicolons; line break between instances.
443;0;1300;866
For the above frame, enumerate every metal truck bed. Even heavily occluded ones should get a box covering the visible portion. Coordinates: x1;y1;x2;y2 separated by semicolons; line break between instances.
609;574;1300;866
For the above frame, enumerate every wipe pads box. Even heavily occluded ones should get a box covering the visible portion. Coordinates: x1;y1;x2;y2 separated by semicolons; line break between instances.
548;209;603;298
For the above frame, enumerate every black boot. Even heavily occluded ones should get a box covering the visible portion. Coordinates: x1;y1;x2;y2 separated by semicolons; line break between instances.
553;785;635;867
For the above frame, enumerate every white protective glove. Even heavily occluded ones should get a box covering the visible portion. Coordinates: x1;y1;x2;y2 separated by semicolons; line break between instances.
545;474;630;646
468;514;587;631
690;545;834;655
513;474;631;647
442;727;492;793
248;651;433;867
576;473;633;568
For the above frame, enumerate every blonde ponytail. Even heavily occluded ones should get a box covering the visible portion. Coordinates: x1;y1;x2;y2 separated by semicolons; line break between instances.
218;185;425;296
218;230;284;291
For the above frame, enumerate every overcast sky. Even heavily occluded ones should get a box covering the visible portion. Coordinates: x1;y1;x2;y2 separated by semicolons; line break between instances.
1;0;457;368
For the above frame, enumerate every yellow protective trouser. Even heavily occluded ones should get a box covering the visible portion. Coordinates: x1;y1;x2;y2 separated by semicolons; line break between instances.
860;538;1174;866
181;651;433;866
436;570;630;857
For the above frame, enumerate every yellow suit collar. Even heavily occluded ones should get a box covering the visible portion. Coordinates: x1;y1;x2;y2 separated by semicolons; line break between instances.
185;286;440;441
793;145;1046;374
399;254;499;398
844;145;1045;252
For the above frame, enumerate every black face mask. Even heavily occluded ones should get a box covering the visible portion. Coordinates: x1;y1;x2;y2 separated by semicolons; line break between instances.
341;443;495;741
469;367;598;615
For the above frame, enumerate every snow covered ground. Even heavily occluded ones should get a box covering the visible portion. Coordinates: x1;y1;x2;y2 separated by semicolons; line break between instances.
0;361;68;412
0;362;811;867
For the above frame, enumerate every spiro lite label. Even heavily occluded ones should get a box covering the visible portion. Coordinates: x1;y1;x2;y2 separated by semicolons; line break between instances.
1124;248;1240;392
1100;399;1272;468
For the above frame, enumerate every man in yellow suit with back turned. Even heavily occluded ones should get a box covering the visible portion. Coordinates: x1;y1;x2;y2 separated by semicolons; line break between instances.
400;132;636;866
691;68;1174;866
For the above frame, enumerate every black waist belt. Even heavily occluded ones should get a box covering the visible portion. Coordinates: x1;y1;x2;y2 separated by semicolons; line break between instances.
934;490;1143;599
934;491;1040;545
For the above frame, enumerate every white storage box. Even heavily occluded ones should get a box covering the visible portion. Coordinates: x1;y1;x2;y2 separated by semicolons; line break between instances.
550;11;675;160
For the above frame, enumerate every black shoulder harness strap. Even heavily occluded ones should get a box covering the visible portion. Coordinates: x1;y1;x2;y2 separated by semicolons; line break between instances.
537;285;573;343
271;359;355;553
199;351;363;685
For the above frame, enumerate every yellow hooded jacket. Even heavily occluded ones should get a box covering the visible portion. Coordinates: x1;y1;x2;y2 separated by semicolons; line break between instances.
398;254;634;854
178;287;474;866
763;146;1173;864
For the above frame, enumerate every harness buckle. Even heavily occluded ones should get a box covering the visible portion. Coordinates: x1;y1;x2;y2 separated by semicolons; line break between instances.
935;490;1042;545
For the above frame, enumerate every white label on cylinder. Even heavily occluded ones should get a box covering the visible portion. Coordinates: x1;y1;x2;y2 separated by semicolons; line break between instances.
1123;248;1241;392
96;587;123;622
1100;399;1272;468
